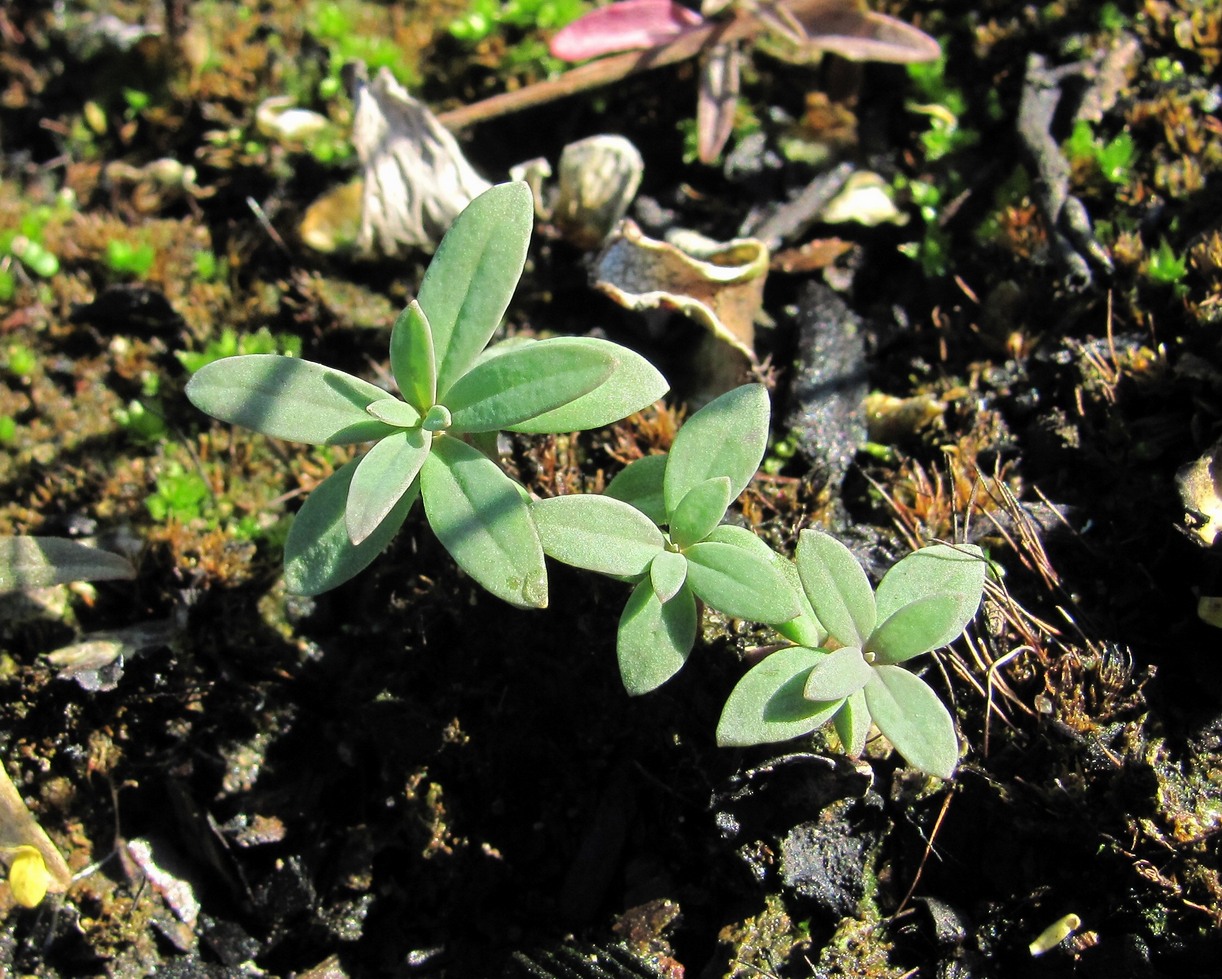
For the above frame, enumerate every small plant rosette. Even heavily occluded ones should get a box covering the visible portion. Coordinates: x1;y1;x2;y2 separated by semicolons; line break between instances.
532;383;802;695
187;181;667;606
716;530;987;779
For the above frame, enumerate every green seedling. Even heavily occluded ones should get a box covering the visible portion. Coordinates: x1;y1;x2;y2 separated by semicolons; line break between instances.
717;531;986;779
145;461;210;523
105;239;156;278
176;327;301;375
187;182;667;605
1145;238;1188;287
1065;119;1136;186
532;384;801;695
0;536;135;593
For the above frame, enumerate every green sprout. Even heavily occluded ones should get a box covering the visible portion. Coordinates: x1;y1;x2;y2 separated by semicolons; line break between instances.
717;531;987;779
1145;238;1188;287
1065;120;1136;185
532;384;801;695
105;239;157;279
176;327;301;375
186;182;667;605
145;461;210;523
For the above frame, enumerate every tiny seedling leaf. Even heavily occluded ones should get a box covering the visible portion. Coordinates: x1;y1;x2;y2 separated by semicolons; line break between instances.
617;577;697;695
421;436;547;609
605;454;668;525
533;494;665;577
802;645;873;701
795;530;876;645
863;665;958;779
420;182;534;397
284;458;418;595
663;384;770;516
388;300;436;413
186;355;399;445
869;592;976;664
716;645;843;746
445;340;615;433
649;549;688;603
0;537;134;592
365;398;422;428
684;540;801;623
669;476;733;549
833;688;871;757
345;428;431;545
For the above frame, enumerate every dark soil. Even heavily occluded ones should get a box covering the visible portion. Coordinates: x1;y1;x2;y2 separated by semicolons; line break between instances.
2;1;1221;977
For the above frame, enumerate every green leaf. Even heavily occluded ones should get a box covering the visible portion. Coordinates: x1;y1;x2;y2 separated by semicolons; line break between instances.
716;646;843;747
873;543;984;647
284;459;418;595
604;454;668;525
869;593;977;664
863;666;958;779
617;578;697;695
649;549;688;603
533;494;665;577
365;398;422;427
420;182;533;398
445;340;615;433
802;645;872;701
669;477;733;549
186;355;399;445
345;428;431;545
663;384;770;516
421;436;548;608
0;537;134;592
685;540;801;623
502;337;669;434
833;689;871;758
389;300;436;413
795;530;876;646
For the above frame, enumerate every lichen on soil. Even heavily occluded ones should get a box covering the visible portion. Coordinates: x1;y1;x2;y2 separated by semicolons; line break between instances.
2;0;1222;976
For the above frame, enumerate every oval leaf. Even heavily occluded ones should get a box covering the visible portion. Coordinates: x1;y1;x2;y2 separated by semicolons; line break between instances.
421;436;547;609
716;646;843;747
605;454;668;525
446;341;615;433
284;459;418;596
550;0;703;61
345;428;431;545
833;688;871;758
187;355;398;445
389;300;436;413
795;530;876;646
685;540;801;624
0;537;134;593
863;666;958;779
870;592;978;664
649;549;688;603
802;645;872;702
663;384;770;517
421;182;534;398
669;476;733;549
533;494;665;577
502;337;669;434
366;398;422;427
873;543;984;641
617;577;698;695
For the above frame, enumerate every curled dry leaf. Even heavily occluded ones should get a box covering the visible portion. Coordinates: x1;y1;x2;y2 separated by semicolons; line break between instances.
352;66;490;255
593;219;768;363
0;760;72;904
552;135;644;249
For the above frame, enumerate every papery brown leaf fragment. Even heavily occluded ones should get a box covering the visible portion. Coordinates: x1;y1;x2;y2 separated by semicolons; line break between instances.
780;0;940;64
697;42;741;163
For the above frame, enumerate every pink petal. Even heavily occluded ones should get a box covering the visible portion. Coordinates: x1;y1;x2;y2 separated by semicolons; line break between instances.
550;0;704;61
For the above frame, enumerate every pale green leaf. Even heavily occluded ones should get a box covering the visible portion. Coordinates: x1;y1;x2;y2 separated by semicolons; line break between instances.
186;355;398;445
863;666;959;779
833;688;871;758
716;646;843;747
874;543;985;620
445;341;615;433
365;398;422;427
795;530;876;646
502;337;669;434
669;477;733;549
617;578;697;695
345;428;431;545
420;182;533;397
604;454;668;525
533;494;665;577
663;384;770;516
684;540;801;623
649;549;688;603
284;459;418;595
870;593;977;664
421;436;547;608
389;300;436;413
0;537;134;593
802;645;872;701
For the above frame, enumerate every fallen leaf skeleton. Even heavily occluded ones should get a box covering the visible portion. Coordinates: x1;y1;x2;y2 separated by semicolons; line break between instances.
437;0;939;162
